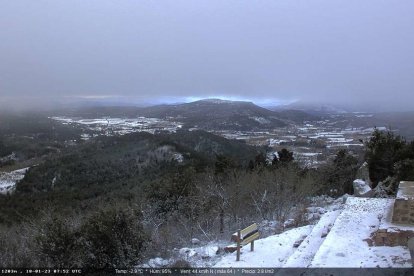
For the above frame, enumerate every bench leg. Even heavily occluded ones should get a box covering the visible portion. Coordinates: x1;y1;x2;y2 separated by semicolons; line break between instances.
251;240;254;251
236;229;241;261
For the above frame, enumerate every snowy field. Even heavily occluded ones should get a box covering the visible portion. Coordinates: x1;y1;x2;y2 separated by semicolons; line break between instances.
51;116;183;137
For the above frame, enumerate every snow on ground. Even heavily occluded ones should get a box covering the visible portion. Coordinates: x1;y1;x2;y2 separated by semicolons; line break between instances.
268;139;288;146
355;114;373;118
309;195;347;213
396;181;414;201
250;116;271;125
139;195;413;268
284;210;341;267
212;197;411;268
173;153;184;163
328;138;354;143
0;167;29;194
213;226;313;268
310;197;412;268
380;200;414;232
139;241;229;268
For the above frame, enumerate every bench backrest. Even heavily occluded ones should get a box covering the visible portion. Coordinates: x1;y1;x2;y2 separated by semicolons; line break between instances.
228;223;260;261
241;230;260;246
231;223;259;244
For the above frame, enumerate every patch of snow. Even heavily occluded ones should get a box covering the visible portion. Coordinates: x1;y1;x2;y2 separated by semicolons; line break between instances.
266;152;278;164
284;210;341;267
50;116;183;136
283;219;296;229
146;257;169;268
0;167;29;194
362;127;387;133
310;197;412;267
355;114;373;118
173;153;184;163
295;152;321;157
306;207;327;215
327;137;354;143
268;139;287;146
179;248;197;258
80;133;91;140
0;152;17;162
191;238;200;245
250;117;271;124
202;246;219;258
214;226;313;267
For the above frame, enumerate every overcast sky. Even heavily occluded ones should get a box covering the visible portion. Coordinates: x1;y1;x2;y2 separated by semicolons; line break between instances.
1;0;414;110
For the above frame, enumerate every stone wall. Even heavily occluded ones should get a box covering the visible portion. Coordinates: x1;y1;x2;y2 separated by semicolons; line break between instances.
392;199;414;224
366;229;414;247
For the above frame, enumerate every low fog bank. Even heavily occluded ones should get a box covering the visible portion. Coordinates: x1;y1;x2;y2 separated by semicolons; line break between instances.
278;98;414;113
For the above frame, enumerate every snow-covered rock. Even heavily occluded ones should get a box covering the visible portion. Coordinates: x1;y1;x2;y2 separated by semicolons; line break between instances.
147;257;169;268
191;238;200;245
260;220;283;236
341;193;349;204
283;219;296;229
321;226;330;238
201;246;219;258
307;213;321;221
355;162;372;187
179;248;197;258
293;235;307;248
373;177;398;198
353;179;374;197
173;153;184;163
306;207;327;215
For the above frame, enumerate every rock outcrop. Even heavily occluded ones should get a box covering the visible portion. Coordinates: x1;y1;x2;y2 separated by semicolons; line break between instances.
355;162;372;188
353;179;374;197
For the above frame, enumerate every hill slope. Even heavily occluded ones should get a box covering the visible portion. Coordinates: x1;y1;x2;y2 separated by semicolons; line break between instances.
17;130;262;194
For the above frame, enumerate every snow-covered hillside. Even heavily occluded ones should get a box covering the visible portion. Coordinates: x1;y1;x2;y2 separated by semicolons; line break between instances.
141;196;413;268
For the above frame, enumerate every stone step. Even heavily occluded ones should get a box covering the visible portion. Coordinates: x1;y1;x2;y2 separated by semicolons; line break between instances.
283;210;342;267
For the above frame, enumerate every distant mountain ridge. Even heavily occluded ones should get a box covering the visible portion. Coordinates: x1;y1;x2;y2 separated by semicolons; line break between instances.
56;99;317;131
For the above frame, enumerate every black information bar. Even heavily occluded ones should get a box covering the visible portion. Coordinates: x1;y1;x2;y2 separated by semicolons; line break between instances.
1;268;414;276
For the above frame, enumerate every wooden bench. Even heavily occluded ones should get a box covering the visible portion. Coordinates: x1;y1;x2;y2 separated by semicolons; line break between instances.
224;223;260;261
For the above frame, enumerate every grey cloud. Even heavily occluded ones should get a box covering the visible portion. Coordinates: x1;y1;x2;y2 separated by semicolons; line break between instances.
1;0;414;111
